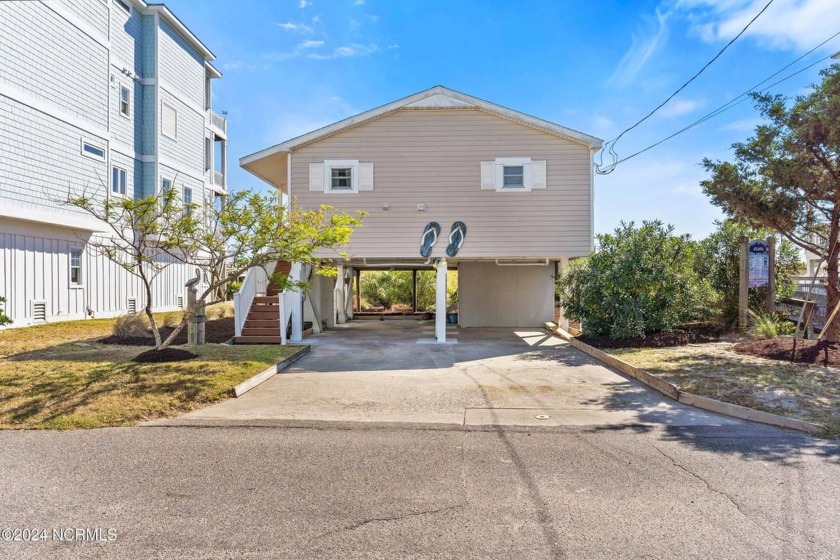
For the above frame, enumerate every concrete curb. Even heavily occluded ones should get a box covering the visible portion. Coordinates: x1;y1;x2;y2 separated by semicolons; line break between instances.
544;322;828;436
231;345;311;397
141;418;795;436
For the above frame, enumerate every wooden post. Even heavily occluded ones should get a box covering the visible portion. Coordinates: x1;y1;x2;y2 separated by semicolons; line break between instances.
766;235;776;314
412;269;418;313
739;235;749;332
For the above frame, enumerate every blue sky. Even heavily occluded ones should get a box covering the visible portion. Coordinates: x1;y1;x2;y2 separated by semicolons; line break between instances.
168;0;840;240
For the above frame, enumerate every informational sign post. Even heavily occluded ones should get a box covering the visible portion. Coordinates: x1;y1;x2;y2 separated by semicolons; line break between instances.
748;240;770;288
738;236;776;332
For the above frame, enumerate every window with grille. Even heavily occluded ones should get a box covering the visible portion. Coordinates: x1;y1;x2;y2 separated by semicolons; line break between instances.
119;85;130;117
70;249;82;285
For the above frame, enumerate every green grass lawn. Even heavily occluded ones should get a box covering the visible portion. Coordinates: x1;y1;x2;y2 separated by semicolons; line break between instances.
609;341;840;436
0;315;298;429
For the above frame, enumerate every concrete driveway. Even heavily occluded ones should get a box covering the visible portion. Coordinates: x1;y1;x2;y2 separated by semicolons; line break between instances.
161;320;745;429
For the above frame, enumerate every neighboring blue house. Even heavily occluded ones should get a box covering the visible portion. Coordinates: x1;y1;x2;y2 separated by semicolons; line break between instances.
0;0;227;326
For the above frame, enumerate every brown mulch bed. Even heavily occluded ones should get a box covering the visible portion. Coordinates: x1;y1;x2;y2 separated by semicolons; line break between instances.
733;337;840;368
131;348;198;363
99;317;234;346
578;322;724;349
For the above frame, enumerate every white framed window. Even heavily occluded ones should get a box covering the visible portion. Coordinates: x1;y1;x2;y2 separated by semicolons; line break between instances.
70;249;83;286
119;85;131;118
481;157;547;192
183;186;193;216
114;0;131;14
162;102;178;140
80;139;105;161
502;165;525;188
310;160;374;193
111;166;127;196
330;166;354;191
160;178;172;194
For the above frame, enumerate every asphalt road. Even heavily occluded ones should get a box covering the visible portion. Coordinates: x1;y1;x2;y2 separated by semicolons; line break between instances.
1;424;838;559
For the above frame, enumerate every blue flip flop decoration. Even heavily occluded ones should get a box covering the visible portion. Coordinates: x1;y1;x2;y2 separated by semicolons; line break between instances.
420;222;441;257
446;221;467;257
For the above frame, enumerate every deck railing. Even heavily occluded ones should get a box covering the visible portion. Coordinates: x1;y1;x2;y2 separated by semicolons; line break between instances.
210;110;226;134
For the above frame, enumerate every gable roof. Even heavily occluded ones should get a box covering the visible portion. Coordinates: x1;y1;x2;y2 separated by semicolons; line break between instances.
240;86;603;172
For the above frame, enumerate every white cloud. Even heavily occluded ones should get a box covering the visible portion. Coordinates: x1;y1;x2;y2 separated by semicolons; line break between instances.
718;116;760;132
265;96;359;144
277;21;313;33
221;59;269;72
658;97;704;117
610;9;671;87
677;0;840;52
592;115;616;136
307;43;385;60
299;40;325;48
299;0;311;8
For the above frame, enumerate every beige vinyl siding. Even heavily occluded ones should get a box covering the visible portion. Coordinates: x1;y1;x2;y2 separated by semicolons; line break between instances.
290;108;593;259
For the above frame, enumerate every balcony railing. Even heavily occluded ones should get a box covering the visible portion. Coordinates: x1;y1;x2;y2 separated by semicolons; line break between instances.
210;111;226;134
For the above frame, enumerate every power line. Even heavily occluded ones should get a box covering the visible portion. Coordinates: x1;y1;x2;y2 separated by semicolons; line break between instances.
596;0;776;174
607;32;840;166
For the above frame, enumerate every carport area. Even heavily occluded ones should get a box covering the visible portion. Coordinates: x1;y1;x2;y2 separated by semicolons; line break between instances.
170;321;746;429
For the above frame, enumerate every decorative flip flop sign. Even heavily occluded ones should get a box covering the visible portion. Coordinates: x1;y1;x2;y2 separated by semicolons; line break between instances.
420;221;468;257
446;221;467;257
420;222;441;257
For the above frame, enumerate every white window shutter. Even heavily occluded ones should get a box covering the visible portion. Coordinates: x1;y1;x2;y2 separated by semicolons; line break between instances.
309;162;324;191
480;161;495;190
358;162;374;191
532;160;547;189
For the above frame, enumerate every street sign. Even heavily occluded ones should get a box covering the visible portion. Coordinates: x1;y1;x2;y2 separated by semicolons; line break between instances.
748;240;770;288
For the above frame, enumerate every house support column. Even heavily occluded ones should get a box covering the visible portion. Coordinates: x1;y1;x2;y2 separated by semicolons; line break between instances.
335;265;347;324
435;259;447;343
289;262;303;342
355;269;361;313
345;267;354;320
304;264;322;334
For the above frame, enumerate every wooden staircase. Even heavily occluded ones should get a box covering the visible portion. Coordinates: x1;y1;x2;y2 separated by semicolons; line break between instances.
233;261;291;345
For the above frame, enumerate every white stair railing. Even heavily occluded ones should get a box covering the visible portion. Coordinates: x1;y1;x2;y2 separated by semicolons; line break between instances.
233;262;274;337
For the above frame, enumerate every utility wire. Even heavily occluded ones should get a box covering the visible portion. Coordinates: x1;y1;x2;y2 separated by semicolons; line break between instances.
596;0;776;174
607;33;840;166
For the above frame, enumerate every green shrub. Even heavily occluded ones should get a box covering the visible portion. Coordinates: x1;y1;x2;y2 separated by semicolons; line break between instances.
557;220;715;339
360;271;437;310
748;311;795;339
0;296;11;326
